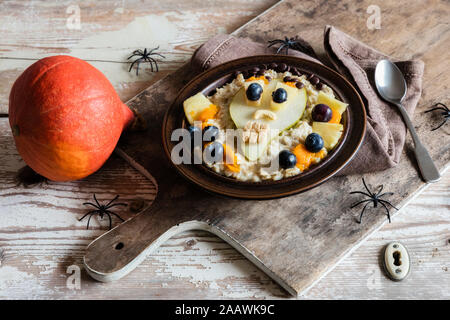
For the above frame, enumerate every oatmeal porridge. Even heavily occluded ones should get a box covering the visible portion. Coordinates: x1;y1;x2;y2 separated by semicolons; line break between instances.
181;67;348;182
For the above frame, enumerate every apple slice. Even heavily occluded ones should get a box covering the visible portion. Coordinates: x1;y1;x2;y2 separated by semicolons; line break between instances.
230;80;306;130
270;82;299;111
230;79;307;160
312;122;344;150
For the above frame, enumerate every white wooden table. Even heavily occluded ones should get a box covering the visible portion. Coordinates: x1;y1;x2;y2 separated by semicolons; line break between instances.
0;0;448;299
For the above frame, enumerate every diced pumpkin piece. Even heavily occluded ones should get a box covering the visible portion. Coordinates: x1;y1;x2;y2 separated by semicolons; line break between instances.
312;122;344;150
292;144;314;171
222;144;240;172
291;143;326;171
197;104;218;123
328;109;341;124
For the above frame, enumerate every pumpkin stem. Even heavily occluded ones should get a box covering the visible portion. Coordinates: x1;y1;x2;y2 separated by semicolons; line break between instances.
123;105;147;131
16;166;47;187
122;103;136;129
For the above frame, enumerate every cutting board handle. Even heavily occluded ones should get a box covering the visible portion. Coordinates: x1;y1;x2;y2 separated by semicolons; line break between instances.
83;203;192;282
83;201;298;295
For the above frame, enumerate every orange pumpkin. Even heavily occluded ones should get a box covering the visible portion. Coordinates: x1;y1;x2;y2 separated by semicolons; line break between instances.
8;55;135;181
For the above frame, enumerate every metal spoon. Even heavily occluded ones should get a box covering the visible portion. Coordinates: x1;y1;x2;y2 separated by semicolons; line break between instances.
375;59;440;183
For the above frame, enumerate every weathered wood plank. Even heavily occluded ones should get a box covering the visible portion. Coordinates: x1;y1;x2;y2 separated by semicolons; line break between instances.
0;0;276;113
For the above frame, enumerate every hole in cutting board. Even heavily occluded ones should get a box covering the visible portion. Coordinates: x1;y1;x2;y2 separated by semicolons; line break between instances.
115;242;124;250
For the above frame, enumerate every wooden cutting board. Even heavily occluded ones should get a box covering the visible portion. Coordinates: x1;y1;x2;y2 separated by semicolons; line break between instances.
83;0;450;296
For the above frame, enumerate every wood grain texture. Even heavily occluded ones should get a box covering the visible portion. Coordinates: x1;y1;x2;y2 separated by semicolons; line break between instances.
84;0;450;296
0;0;276;113
0;115;448;299
0;0;449;299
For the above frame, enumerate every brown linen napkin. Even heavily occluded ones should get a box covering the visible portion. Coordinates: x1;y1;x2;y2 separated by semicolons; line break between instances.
190;26;424;175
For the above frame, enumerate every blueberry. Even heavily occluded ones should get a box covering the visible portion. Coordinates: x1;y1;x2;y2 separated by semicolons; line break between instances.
202;125;219;142
272;88;287;103
312;104;332;122
246;83;263;101
279;150;297;169
305;133;324;152
203;141;224;164
187;126;201;148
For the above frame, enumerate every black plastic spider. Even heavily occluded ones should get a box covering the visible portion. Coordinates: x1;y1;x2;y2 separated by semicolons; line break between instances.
350;178;398;224
127;47;165;75
267;36;316;56
425;103;449;131
79;194;127;230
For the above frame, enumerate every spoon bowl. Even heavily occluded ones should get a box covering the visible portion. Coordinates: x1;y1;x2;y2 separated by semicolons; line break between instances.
375;59;407;103
374;59;440;183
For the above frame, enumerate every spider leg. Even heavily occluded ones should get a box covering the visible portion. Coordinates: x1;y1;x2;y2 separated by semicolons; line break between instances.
145;57;155;72
375;184;384;196
150;52;165;59
128;59;136;72
82;202;99;209
86;211;98;230
106;210;125;222
148;46;164;56
135;59;142;75
350;199;372;208
267;40;284;47
379;201;392;223
425;107;447;113
276;45;285;54
358;202;372;224
127;50;143;59
104;211;112;230
362;178;374;197
285;46;289;55
104;195;119;207
378;192;394;198
78;210;98;221
379;199;399;210
349;191;372;198
93;194;101;208
127;53;142;60
128;58;142;74
431;120;447;131
149;57;159;72
431;102;448;111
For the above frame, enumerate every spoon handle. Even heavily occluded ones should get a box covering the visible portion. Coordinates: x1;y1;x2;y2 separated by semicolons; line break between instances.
395;102;441;183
